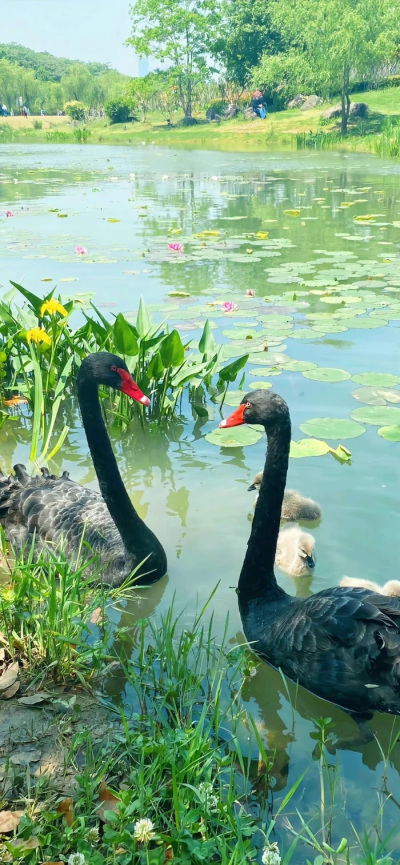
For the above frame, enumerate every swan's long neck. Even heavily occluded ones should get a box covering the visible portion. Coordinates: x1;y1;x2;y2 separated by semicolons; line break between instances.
238;415;291;607
78;379;150;561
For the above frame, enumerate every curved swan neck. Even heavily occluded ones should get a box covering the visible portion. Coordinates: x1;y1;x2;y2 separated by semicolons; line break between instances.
238;413;291;604
78;378;147;556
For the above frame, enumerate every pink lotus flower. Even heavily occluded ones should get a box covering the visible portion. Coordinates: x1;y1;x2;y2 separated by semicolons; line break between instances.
221;301;238;313
75;246;87;255
168;242;184;252
6;210;14;218
246;289;255;297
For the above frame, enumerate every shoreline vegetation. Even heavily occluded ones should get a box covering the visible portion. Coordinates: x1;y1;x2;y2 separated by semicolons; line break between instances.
2;89;400;155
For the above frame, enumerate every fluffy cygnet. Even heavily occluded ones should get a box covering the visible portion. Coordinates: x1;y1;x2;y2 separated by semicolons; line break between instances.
248;472;321;522
340;576;400;597
275;522;316;577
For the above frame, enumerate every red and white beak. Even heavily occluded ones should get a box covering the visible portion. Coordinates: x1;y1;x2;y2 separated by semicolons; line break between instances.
117;367;150;406
219;403;246;428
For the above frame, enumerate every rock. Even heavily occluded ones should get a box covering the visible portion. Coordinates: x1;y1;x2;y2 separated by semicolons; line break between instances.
301;95;323;111
224;103;239;120
350;101;368;117
287;94;307;109
244;107;259;120
322;104;342;119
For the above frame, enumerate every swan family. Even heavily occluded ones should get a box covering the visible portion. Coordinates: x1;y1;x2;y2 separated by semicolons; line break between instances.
1;354;399;718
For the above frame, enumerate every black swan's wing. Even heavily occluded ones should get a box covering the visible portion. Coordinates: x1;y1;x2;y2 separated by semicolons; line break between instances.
0;464;123;559
260;587;400;713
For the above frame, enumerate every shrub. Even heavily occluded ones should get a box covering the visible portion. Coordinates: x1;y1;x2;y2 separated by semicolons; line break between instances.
64;100;86;121
33;119;43;129
73;127;91;142
105;96;134;124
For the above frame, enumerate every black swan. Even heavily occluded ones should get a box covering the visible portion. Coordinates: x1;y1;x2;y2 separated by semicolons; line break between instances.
220;390;400;718
0;352;167;586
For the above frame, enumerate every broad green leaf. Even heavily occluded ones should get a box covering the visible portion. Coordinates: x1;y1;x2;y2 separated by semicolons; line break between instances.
351;406;400;426
283;360;318;372
113;313;138;356
136;296;152;337
249;381;273;389
160;329;184;367
171;361;208;387
377;425;400;441
302;367;351;383
11;281;53;315
199;319;216;357
290;439;331;458
215;390;244;406
146;351;164;380
218;354;249;384
205;425;262;448
300;417;366;440
352;387;400;406
352;372;400;387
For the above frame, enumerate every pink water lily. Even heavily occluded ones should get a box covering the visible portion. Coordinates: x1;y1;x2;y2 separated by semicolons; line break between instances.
6;210;14;218
246;289;255;297
221;301;238;313
75;245;87;255
168;242;184;252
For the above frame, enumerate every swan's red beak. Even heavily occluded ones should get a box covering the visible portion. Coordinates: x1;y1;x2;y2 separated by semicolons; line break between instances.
219;403;246;428
117;368;150;406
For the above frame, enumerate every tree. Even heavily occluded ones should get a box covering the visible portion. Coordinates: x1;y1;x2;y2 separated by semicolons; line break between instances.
127;0;220;121
105;96;134;124
64;100;86;121
129;73;165;121
212;0;282;89
255;0;400;133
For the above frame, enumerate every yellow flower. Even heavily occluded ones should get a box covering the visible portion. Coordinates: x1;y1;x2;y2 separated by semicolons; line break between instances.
26;327;51;346
40;298;68;317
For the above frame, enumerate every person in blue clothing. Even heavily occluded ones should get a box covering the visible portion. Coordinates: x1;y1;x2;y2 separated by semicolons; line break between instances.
252;90;267;119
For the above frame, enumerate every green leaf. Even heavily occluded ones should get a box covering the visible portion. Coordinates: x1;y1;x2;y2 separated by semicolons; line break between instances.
215;390;244;406
10;281;49;315
352;372;400;387
352;386;400;406
302;367;351;382
171;361;208;387
249;381;273;389
205;426;262;448
136;296;152;337
218;354;249;384
377;425;400;441
160;329;184;367
113;313;138;356
146;351;164;380
290;438;330;458
193;403;209;418
351;406;400;426
199;319;216;357
300;417;366;440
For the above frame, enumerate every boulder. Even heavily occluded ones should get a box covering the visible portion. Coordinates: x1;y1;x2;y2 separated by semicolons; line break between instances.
224;103;239;120
301;95;323;111
322;104;341;119
287;94;307;109
350;101;368;117
244;107;259;120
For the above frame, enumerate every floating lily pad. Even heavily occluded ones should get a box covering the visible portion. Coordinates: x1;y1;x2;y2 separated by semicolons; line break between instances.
352;387;400;406
290;438;331;458
300;417;366;440
377;425;400;441
312;323;349;334
283;360;318;372
249;381;273;389
290;329;322;340
351;406;400;426
215;391;244;406
205;426;262;448
222;329;258;340
352;372;400;387
339;318;387;329
302;367;351;383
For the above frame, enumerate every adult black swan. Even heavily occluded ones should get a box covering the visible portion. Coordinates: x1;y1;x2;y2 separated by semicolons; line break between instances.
220;390;400;718
0;352;167;586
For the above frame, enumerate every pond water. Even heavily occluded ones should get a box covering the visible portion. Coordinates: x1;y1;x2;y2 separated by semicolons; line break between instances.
1;144;400;857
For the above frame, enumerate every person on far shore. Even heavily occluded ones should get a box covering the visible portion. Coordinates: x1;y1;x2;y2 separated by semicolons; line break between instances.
252;90;267;119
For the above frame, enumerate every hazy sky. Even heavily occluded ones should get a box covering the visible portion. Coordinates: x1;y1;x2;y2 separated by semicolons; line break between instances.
1;0;139;75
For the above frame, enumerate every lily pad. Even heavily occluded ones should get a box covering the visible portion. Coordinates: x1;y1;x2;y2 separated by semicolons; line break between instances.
215;391;244;406
290;329;322;340
339;318;387;329
352;387;400;406
300;417;366;440
205;426;262;448
351;406;400;426
352;373;400;387
302;367;351;383
377;425;400;441
290;438;331;458
283;360;318;372
249;381;273;389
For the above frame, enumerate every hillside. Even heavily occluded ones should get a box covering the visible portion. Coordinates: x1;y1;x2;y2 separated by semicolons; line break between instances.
0;42;113;82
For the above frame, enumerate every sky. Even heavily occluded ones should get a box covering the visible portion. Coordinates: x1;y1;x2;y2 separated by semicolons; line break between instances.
1;0;139;75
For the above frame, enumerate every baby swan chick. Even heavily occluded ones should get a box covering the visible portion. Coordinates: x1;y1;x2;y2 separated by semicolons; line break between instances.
340;576;400;597
248;472;321;522
276;522;316;577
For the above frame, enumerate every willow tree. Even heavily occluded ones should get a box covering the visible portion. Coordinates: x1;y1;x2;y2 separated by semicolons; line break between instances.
255;0;400;134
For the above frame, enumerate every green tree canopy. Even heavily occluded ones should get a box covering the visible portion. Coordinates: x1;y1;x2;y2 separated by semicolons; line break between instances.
212;0;282;89
254;0;400;132
127;0;220;120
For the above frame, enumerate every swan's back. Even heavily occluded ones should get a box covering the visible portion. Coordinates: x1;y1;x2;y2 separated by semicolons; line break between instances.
243;585;400;715
0;465;125;571
281;489;321;522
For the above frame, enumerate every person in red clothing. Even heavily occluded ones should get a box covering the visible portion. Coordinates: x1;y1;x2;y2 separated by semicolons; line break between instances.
252;90;267;118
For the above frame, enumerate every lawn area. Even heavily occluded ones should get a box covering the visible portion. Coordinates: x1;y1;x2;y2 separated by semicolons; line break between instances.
2;87;400;152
